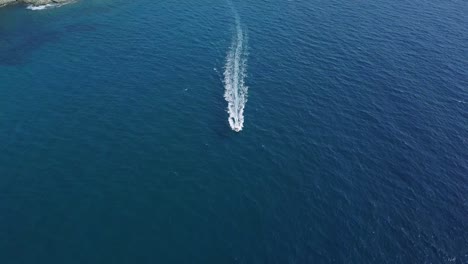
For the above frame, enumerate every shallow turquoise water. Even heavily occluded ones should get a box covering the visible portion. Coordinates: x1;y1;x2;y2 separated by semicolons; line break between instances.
0;0;467;263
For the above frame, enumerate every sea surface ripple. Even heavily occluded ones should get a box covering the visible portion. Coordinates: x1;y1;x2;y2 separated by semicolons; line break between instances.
0;0;467;263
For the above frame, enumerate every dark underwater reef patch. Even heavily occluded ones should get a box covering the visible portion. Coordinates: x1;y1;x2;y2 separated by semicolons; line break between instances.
0;23;98;66
0;30;62;66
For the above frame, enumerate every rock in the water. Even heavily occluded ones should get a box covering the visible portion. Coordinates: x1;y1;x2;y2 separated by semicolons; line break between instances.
22;0;69;5
0;0;16;7
0;0;71;7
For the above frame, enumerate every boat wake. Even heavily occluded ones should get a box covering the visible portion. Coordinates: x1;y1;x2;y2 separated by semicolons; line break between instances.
224;10;248;132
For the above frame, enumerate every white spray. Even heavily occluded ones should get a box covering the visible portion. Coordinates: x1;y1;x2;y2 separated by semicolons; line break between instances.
224;6;248;132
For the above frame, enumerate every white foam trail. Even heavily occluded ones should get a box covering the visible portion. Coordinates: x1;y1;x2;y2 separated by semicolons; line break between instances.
224;12;248;132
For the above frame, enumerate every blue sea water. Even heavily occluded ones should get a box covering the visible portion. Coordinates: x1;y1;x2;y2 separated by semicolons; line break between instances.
0;0;467;263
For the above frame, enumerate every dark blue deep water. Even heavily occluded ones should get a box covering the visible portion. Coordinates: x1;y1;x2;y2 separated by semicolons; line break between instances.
1;0;467;263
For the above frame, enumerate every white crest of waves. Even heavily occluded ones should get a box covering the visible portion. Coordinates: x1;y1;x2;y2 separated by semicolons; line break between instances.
26;1;75;10
224;16;248;132
26;3;56;10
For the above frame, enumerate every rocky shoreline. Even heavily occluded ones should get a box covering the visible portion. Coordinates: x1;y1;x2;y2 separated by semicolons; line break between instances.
0;0;70;7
